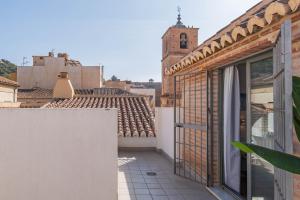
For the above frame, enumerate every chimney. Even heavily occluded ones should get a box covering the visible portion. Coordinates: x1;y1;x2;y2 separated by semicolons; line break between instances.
57;53;69;60
48;52;54;57
53;72;75;99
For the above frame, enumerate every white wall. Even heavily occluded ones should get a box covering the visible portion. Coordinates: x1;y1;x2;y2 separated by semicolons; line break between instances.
118;137;157;148
0;85;17;102
155;107;174;159
0;109;118;200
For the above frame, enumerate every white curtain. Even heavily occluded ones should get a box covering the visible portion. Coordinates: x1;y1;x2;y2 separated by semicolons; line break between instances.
223;66;241;193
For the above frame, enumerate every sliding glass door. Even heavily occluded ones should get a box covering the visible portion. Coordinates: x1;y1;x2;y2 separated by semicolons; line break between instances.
247;54;274;200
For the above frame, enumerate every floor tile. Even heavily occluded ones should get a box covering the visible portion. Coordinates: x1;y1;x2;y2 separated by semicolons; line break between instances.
149;188;166;195
135;195;152;200
135;188;150;195
132;177;145;183
152;195;169;200
118;188;135;195
167;195;184;200
118;151;216;200
133;183;148;189
147;183;161;189
164;189;179;195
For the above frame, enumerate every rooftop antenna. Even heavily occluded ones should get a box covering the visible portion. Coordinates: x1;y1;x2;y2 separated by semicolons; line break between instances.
22;57;29;66
49;49;55;57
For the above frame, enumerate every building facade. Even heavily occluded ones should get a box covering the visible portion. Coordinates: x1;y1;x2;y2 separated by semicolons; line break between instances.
0;76;20;107
162;0;300;199
161;12;198;106
17;52;104;90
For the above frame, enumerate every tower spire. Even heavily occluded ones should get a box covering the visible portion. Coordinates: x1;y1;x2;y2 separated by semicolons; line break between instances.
175;6;185;28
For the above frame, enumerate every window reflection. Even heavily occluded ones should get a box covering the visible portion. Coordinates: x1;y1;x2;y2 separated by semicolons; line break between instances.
250;58;274;200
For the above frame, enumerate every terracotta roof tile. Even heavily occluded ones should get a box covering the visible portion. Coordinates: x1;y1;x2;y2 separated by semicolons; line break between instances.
46;96;155;137
19;88;137;99
18;88;53;99
0;76;19;87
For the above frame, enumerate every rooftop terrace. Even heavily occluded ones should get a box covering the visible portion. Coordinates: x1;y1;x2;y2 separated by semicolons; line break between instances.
118;151;216;200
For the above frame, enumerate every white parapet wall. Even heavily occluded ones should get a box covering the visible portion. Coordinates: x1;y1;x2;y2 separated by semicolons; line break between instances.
155;107;174;159
118;137;157;148
0;108;118;200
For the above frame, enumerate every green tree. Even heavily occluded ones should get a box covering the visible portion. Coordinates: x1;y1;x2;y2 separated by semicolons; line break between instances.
0;59;17;77
111;75;118;81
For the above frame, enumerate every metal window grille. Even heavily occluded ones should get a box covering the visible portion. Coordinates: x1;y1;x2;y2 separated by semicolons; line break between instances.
174;71;208;184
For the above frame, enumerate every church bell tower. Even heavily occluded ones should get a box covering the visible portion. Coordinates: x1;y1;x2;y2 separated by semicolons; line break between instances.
161;8;199;106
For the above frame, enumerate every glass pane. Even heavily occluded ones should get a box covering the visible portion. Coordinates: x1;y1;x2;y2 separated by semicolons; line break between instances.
250;57;274;200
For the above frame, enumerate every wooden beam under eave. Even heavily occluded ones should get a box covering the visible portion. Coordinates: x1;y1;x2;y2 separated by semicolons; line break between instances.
231;26;248;41
220;34;233;47
264;2;290;24
289;0;300;12
247;16;267;34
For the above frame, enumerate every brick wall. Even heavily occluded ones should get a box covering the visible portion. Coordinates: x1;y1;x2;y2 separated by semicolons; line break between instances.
209;70;221;186
161;26;198;103
170;11;300;198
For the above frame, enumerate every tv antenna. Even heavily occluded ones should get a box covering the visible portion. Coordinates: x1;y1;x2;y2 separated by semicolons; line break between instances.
22;57;29;66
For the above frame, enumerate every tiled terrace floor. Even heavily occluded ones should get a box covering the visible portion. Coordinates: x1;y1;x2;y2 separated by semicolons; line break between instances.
118;151;216;200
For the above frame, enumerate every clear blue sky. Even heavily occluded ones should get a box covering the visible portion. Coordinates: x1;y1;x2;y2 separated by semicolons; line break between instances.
1;0;260;82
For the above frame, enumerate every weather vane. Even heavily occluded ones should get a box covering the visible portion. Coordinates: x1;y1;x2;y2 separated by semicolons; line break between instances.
177;6;181;15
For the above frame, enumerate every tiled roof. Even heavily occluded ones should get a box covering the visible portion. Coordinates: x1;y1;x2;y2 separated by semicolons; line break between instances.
18;88;53;99
75;88;135;96
166;0;300;75
18;88;137;99
45;96;155;137
0;76;19;87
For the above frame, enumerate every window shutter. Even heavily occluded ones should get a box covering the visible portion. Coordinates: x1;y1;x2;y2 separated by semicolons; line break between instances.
273;19;293;200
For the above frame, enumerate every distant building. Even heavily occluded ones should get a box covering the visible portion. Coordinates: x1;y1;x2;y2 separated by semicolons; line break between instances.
105;79;132;91
17;52;104;90
161;12;198;106
0;76;20;107
104;79;162;107
131;82;162;107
